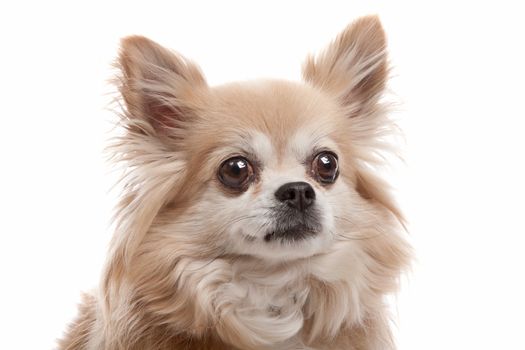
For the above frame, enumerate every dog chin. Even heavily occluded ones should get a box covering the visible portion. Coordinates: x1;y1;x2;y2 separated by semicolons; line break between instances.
233;229;332;261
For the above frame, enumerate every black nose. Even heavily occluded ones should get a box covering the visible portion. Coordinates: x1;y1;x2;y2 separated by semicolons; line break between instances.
275;181;316;211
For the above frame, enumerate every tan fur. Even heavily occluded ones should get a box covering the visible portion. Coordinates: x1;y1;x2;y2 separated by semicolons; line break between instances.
59;16;411;350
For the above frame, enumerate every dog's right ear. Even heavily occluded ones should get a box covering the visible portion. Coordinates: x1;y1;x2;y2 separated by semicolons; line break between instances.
117;36;208;140
104;38;208;286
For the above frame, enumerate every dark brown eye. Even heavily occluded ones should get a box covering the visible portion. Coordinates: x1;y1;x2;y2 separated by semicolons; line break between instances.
218;157;254;190
312;152;339;184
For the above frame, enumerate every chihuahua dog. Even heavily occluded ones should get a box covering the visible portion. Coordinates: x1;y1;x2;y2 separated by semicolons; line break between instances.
58;15;410;350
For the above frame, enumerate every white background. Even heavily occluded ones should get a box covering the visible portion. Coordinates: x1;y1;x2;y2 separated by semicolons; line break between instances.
1;1;524;349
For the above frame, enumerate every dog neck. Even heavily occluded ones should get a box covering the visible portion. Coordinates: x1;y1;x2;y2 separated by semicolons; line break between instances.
102;243;374;349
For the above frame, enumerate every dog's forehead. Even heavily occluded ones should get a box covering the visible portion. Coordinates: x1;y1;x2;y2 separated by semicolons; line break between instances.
246;127;339;167
210;80;341;162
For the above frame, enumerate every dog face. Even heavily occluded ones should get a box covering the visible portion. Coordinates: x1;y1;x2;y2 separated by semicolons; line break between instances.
113;17;396;265
176;81;350;260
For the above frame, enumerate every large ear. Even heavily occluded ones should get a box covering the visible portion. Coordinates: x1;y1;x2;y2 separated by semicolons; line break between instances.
117;36;208;139
103;37;207;293
303;16;388;117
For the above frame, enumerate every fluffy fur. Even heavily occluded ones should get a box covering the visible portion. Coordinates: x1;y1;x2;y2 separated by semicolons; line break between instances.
58;16;410;350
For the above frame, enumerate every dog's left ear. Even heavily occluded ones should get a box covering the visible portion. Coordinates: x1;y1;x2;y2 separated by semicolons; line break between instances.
303;16;388;116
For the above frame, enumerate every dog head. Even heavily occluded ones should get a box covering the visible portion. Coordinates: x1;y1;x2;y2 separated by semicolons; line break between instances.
111;16;399;264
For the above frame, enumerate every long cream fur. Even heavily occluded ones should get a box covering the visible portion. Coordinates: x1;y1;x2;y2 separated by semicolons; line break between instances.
58;16;411;350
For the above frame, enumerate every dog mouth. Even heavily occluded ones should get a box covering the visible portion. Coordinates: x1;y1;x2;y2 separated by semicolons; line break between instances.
263;224;319;242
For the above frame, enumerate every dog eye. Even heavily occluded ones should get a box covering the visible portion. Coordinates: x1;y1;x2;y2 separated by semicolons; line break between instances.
218;157;254;190
312;152;339;184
